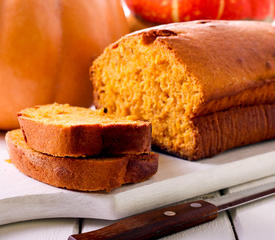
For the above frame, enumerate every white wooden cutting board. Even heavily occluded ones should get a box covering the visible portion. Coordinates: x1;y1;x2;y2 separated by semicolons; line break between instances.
2;131;275;226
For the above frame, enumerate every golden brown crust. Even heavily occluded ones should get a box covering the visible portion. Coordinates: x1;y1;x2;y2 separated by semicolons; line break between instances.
18;117;103;157
5;129;158;192
192;104;275;160
155;104;275;160
17;106;152;157
194;81;275;118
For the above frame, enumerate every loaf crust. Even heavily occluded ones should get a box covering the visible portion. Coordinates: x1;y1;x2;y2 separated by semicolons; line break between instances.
193;104;275;160
155;104;275;160
6;130;158;192
18;104;152;157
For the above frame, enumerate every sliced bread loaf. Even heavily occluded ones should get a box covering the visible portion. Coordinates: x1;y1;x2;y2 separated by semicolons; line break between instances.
17;103;151;157
91;20;275;160
6;129;158;192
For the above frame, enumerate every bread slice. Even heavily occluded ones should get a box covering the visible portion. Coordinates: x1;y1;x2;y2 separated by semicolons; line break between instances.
17;103;151;157
5;129;158;192
91;20;275;160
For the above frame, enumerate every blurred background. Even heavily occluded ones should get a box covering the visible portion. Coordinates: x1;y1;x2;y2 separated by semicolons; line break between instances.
0;0;274;130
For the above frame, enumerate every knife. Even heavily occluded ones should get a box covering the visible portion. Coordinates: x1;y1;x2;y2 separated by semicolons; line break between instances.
69;181;275;240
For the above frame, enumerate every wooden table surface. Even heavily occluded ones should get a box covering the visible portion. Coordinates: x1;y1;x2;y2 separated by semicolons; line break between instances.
1;174;275;240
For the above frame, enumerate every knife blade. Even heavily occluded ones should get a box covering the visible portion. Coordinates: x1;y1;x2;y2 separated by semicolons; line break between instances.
68;181;275;240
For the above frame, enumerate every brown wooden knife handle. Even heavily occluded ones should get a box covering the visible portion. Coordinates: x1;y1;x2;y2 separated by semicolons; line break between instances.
68;200;218;240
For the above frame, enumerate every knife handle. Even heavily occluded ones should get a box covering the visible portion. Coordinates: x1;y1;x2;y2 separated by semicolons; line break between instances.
68;200;218;240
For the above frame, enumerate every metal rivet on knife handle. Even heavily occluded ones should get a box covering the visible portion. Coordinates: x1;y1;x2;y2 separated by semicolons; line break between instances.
190;202;202;208
163;210;176;216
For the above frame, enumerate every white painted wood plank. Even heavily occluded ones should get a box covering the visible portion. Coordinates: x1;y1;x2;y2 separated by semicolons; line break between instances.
0;219;79;240
3;127;275;225
226;175;275;240
82;193;236;240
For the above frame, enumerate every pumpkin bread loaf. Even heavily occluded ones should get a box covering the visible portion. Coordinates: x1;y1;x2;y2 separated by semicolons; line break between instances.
17;103;151;157
91;20;275;160
6;129;158;192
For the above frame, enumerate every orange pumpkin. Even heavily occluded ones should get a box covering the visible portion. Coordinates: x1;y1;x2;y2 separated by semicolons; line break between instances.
0;0;129;130
125;0;273;23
